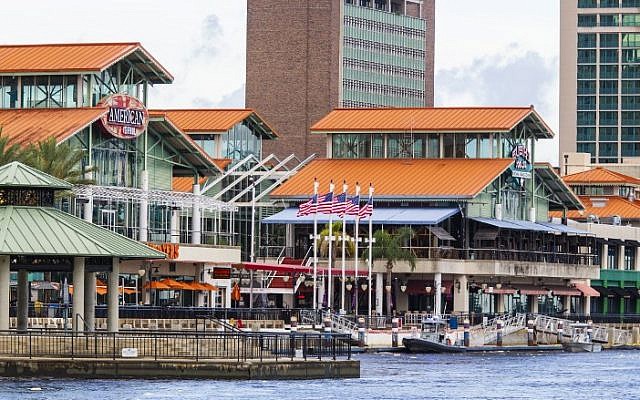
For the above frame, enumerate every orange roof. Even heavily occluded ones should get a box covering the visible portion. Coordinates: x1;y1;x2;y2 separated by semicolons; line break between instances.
271;158;514;199
563;167;640;186
0;108;107;147
311;107;551;135
549;196;640;220
0;43;173;82
152;109;278;137
172;176;207;193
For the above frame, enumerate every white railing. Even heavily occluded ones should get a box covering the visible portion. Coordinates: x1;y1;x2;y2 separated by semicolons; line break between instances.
469;313;527;346
534;314;631;346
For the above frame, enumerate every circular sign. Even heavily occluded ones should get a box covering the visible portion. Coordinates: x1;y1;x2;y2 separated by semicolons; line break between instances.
98;94;149;139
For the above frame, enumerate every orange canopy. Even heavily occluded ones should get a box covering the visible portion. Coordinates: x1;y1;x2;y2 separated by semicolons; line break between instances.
69;284;108;295
144;281;170;290
199;282;219;291
160;278;195;290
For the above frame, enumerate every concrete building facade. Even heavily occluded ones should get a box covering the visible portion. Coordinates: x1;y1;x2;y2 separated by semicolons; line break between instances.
246;0;435;159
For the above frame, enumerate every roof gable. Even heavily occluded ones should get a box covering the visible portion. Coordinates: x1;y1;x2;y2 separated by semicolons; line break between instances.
549;196;640;220
563;167;640;186
271;158;514;199
153;109;278;138
0;162;72;190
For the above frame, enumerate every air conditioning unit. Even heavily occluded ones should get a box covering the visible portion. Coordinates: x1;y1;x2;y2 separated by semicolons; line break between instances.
613;215;622;226
587;214;600;224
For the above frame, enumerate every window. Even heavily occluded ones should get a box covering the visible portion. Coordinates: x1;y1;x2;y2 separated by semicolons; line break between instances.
600;111;619;125
599;127;619;141
622;64;640;78
623;0;640;6
600;65;619;79
578;65;597;79
0;77;18;109
622;142;640;157
622;80;640;93
578;14;598;27
578;111;597;125
578;80;597;94
622;111;640;124
623;49;640;63
600;33;619;47
578;49;597;63
601;0;620;7
387;134;414;158
578;96;597;110
622;14;640;26
600;80;618;94
599;95;618;110
600;14;620;26
622;127;640;140
622;95;640;109
577;142;596;155
579;33;597;48
579;0;597;6
577;127;596;141
333;134;372;158
599;142;618;158
600;49;619;63
623;33;640;48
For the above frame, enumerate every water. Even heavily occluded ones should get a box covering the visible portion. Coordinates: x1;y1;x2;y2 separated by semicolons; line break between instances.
0;351;639;399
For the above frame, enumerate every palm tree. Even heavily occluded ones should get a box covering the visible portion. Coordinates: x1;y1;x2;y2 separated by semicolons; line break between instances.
21;136;94;184
370;227;416;316
0;127;25;166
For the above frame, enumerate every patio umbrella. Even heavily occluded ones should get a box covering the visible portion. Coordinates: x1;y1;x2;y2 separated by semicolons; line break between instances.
160;278;195;290
231;283;241;302
143;281;170;290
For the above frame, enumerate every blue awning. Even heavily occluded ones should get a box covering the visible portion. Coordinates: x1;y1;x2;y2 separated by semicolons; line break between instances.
470;217;524;230
539;222;593;236
472;217;592;235
262;208;460;225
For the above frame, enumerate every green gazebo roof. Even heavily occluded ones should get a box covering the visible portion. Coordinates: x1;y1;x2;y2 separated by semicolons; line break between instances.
0;206;166;260
0;162;72;190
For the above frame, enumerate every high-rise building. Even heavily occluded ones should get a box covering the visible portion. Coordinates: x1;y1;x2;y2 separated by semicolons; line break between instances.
246;0;435;159
560;0;640;166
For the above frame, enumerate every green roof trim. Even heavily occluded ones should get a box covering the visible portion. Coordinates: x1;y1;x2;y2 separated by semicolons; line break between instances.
0;162;72;190
0;206;165;259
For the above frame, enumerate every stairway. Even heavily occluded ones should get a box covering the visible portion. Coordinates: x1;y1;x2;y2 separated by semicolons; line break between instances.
468;313;527;346
533;314;631;345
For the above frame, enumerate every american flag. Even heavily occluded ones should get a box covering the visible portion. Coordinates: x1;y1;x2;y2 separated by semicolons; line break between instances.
316;192;335;214
297;194;317;217
343;195;360;216
358;195;373;219
333;192;348;215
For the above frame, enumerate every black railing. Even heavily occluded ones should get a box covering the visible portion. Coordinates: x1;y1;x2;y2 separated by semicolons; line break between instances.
560;313;640;324
401;247;596;266
0;330;351;361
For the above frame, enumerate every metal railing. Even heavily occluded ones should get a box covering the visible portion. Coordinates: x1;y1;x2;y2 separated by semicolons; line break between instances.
0;330;351;361
401;247;595;266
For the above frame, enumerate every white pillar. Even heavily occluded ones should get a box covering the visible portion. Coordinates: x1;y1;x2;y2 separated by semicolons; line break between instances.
192;183;201;245
375;272;383;316
83;196;93;223
72;257;85;331
635;246;640;271
495;203;503;220
563;295;571;316
317;276;325;309
530;295;539;314
0;256;9;331
170;208;180;244
619;245;625;270
139;170;149;242
529;207;536;222
453;275;469;313
602;243;609;269
107;257;120;332
496;294;506;314
434;272;442;317
84;270;96;332
584;296;591;315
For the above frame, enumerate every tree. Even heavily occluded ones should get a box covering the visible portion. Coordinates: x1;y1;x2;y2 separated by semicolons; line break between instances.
21;136;94;184
370;227;416;316
0;127;25;166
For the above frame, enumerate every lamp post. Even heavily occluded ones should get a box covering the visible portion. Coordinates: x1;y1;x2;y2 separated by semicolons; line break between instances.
249;176;256;309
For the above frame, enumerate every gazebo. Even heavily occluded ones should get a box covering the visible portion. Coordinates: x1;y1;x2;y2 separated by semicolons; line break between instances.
0;162;165;332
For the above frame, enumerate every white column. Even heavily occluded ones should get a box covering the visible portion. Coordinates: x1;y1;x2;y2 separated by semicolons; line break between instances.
563;295;571;316
602;243;609;269
434;272;442;317
530;295;539;314
139;170;149;242
584;296;591;315
495;203;503;220
529;207;536;223
496;294;506;314
72;257;85;331
83;195;93;223
635;246;640;271
170;208;180;244
619;245;625;270
84;270;96;332
0;256;9;331
375;272;383;316
317;276;325;309
107;257;120;332
453;275;469;313
192;183;201;245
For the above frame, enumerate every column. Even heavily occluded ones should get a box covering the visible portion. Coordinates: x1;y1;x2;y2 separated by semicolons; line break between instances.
192;183;201;245
375;272;383;316
563;295;571;316
317;276;325;309
83;193;93;223
602;243;609;269
496;294;506;314
139;170;148;242
170;208;180;244
84;270;96;332
530;295;539;314
635;246;640;271
583;296;591;316
619;245;625;270
434;272;442;316
16;269;29;332
107;257;120;332
0;256;9;331
453;275;469;313
72;258;85;331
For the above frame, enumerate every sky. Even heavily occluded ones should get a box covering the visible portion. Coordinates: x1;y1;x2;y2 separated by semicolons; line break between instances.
2;0;560;163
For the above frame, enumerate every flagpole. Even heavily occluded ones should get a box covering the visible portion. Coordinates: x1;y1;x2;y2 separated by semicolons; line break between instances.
340;181;347;314
354;183;360;315
312;179;319;311
368;183;374;319
327;181;335;311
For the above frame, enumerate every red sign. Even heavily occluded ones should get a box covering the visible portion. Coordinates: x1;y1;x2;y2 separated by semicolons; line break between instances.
212;268;231;279
99;94;149;139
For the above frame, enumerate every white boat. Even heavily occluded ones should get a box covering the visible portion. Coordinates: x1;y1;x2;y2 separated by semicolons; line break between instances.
403;316;465;353
561;323;602;353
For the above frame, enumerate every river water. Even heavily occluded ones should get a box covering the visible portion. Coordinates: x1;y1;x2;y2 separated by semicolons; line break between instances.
0;351;639;399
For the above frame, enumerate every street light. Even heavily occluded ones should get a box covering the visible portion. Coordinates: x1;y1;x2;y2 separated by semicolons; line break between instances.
249;176;257;310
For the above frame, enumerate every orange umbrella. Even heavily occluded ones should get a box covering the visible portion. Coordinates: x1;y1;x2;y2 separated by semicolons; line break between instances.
199;282;218;291
144;281;170;290
160;278;195;290
231;283;241;302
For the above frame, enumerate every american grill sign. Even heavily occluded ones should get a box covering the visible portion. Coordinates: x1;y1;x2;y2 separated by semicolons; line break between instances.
99;94;149;139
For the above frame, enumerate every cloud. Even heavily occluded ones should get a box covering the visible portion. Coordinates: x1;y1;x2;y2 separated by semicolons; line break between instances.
192;14;223;57
215;84;245;108
435;50;559;164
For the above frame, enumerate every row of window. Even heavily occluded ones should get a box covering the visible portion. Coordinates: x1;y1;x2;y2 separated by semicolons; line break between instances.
577;64;640;79
578;13;640;27
578;79;640;94
577;126;640;141
578;49;640;64
577;95;640;110
578;110;640;124
344;16;425;39
344;37;425;60
576;141;640;158
579;0;640;8
578;32;640;48
345;0;406;15
343;79;425;98
343;58;424;80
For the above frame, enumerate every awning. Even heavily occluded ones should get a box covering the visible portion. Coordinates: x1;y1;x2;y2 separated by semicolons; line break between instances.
516;285;549;296
608;286;628;297
471;217;525;230
160;278;196;291
538;222;592;236
428;226;456;241
262;208;459;225
575;283;600;297
593;286;614;297
492;287;517;295
241;262;361;276
472;217;592;235
547;286;581;296
144;281;170;290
